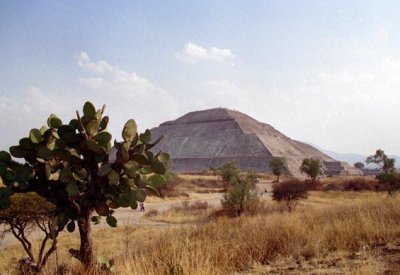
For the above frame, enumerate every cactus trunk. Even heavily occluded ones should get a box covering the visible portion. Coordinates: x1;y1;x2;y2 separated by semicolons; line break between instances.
78;208;95;269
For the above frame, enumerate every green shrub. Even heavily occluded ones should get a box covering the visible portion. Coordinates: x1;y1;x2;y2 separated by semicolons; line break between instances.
221;174;259;216
376;172;400;195
217;161;240;191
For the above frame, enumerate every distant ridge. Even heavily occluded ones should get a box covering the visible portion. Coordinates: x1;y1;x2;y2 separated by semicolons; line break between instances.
312;145;400;168
150;108;334;176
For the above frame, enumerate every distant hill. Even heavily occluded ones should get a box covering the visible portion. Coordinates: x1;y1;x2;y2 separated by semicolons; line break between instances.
311;145;400;168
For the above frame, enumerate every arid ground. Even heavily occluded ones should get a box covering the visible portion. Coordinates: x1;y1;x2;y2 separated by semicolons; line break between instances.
1;174;400;275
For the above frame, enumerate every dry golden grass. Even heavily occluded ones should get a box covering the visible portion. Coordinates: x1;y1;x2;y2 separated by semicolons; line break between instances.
178;174;219;181
145;201;212;224
320;176;376;185
177;174;224;193
1;192;400;274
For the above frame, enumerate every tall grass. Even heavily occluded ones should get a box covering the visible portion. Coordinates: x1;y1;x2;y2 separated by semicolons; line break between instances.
1;192;399;274
121;193;400;274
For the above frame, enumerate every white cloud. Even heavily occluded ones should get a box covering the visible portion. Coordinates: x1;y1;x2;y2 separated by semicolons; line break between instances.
0;53;180;151
77;52;179;134
0;87;76;150
283;58;400;155
78;52;114;74
176;42;235;63
78;51;169;96
2;51;400;157
186;56;400;156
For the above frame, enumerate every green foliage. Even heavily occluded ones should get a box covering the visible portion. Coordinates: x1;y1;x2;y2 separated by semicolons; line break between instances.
218;161;240;183
245;169;258;186
221;171;259;216
0;102;169;268
269;157;287;182
106;215;117;227
367;149;398;195
366;149;396;173
354;162;365;169
217;161;240;190
376;172;400;195
299;158;323;182
272;179;309;211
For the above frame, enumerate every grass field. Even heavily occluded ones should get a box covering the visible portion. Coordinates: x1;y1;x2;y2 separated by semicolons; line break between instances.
1;186;400;274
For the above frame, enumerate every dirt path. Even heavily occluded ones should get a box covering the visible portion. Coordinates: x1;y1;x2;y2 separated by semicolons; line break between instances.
0;192;224;247
95;192;224;228
0;181;271;247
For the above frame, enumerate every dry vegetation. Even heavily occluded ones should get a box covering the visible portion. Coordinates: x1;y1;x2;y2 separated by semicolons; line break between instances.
319;176;381;192
1;189;400;274
144;200;212;224
154;173;224;199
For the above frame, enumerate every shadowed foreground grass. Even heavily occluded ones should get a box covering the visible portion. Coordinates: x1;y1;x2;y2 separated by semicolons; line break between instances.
1;192;400;274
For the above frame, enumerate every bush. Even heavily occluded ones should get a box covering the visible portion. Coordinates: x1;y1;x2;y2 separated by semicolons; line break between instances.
322;182;343;192
272;179;309;211
159;173;189;198
304;179;322;191
178;200;208;211
245;169;258;186
376;172;400;195
217;161;240;191
221;175;259;216
343;178;377;191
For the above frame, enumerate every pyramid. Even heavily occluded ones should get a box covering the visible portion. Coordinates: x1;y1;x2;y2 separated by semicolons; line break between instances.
150;108;334;177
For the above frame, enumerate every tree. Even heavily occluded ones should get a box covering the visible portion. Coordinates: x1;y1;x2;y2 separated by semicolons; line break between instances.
0;102;169;269
0;193;56;272
354;162;365;169
245;169;258;186
367;150;398;194
299;158;323;182
221;172;259;216
269;157;287;182
376;172;400;195
272;179;308;211
366;149;395;173
217;161;240;191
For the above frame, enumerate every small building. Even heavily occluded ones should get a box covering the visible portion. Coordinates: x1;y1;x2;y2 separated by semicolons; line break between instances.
323;161;363;177
362;168;382;177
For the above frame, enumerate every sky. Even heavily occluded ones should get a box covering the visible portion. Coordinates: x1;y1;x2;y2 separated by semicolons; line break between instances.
1;1;400;156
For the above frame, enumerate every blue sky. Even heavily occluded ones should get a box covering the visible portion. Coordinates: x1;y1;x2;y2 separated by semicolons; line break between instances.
1;1;400;156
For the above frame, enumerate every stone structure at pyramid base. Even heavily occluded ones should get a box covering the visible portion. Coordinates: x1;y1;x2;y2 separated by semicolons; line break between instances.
171;156;271;172
150;108;359;178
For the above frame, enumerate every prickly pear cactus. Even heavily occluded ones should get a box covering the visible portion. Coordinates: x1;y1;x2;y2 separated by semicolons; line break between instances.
0;101;169;230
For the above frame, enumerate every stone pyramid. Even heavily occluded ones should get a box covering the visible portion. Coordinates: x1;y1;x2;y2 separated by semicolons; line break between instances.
150;108;334;177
